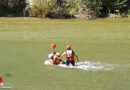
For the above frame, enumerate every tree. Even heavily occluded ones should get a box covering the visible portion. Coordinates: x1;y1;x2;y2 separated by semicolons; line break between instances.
0;0;26;16
100;0;128;16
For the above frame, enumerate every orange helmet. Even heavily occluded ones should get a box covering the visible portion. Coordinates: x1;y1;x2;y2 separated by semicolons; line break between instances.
67;45;71;49
51;43;56;49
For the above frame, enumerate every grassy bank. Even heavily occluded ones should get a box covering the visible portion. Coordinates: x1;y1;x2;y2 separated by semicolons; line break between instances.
0;18;130;90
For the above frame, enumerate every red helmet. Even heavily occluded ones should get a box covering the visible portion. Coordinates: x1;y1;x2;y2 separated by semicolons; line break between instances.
51;43;56;49
67;45;71;49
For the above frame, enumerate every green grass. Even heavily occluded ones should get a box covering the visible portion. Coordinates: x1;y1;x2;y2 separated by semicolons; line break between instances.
0;18;130;90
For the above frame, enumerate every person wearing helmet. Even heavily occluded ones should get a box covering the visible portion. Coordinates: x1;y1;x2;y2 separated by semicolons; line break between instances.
61;45;79;66
48;43;57;65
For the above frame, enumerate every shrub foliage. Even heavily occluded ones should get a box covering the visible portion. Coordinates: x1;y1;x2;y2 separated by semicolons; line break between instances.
0;0;129;18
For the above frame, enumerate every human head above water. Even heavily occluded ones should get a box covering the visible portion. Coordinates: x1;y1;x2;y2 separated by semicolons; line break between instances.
52;51;56;54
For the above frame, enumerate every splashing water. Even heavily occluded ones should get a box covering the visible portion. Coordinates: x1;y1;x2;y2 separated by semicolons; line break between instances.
44;60;119;71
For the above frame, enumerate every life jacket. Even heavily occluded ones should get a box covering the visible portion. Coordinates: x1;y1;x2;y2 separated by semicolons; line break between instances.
66;50;74;61
56;56;61;62
50;55;62;65
54;56;61;64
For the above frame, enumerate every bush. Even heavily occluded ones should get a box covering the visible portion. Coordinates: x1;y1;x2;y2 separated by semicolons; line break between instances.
25;0;78;18
100;0;128;17
81;0;128;17
81;0;102;17
1;0;128;18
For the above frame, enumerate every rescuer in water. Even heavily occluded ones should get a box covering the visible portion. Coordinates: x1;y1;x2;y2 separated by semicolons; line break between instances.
61;45;79;66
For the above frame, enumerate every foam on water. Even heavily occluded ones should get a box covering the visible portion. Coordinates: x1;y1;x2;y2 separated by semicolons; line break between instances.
44;60;119;71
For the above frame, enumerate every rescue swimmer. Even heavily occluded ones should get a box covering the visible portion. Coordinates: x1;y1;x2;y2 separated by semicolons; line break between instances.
48;43;65;65
61;45;79;66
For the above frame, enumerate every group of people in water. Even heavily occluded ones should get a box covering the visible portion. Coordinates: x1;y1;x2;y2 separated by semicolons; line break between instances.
48;44;79;66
